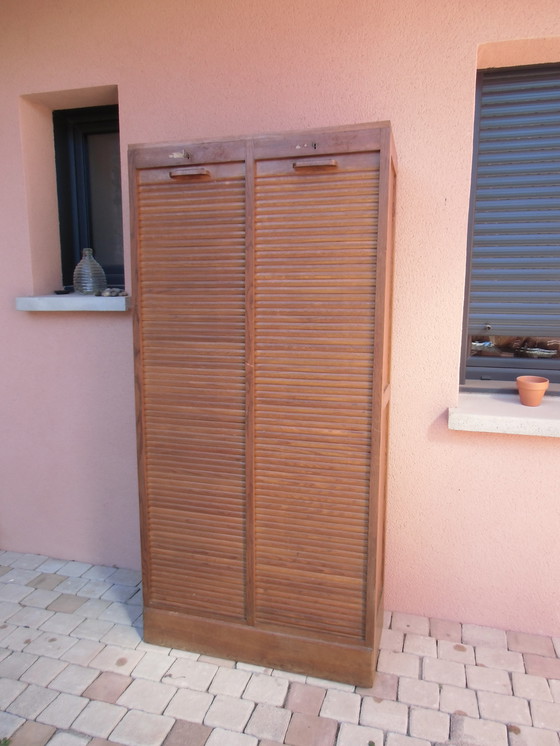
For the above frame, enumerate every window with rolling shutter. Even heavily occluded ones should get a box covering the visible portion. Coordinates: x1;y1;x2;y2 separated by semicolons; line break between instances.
463;64;560;382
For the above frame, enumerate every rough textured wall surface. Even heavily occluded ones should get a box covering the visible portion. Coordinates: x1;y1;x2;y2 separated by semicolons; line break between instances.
1;0;559;633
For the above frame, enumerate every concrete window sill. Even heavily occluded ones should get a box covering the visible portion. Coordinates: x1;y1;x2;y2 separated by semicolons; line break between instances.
449;383;560;438
15;294;131;312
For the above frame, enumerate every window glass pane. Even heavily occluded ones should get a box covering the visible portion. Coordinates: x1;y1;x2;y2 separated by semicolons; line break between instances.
87;132;123;273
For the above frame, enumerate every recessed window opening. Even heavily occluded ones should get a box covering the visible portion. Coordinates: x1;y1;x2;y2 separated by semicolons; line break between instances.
462;63;560;383
53;104;123;288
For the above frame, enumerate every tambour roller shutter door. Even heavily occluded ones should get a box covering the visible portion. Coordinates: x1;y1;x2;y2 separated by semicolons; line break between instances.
131;124;396;685
253;153;379;641
135;162;247;621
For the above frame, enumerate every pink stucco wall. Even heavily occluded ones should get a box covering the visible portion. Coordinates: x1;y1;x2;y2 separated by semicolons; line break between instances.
1;0;559;635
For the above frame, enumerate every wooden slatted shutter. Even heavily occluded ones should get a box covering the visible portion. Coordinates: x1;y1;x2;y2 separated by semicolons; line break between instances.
130;124;397;686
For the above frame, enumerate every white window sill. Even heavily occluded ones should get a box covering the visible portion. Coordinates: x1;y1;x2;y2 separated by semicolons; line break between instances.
15;294;131;312
449;384;560;438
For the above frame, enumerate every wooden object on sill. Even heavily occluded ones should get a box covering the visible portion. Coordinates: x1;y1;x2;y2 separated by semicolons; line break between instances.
129;122;397;687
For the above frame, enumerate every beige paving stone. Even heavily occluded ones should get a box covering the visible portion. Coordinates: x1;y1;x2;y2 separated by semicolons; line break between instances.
475;645;525;672
451;713;508;746
109;568;142;586
170;647;199;660
44;732;90;746
205;729;258;746
379;627;404;652
117;676;177;714
243;672;290;705
320;688;361;723
24;631;78;659
71;617;115;641
163;658;218;691
209;666;252;697
8;606;54;628
83;671;133;703
40;610;83;635
336;722;384;746
404;633;437;658
61;638;105;666
512;671;553;701
37;691;89;728
530;699;560;730
162;718;212;746
58;560;92;577
284;712;338;746
286;682;327;715
422;656;465;687
549;679;560;702
437;639;475;664
391;612;430;637
272;668;307;683
72;699;128;738
55;577;88;595
0;650;38;677
101;623;142;648
377;650;420;679
236;661;273;674
83;565;118;581
7;682;58;719
439;683;479;717
0;677;27;709
47;593;87;613
409;706;450;742
164;687;214;722
204;693;255;731
508;724;560;746
2;568;42;585
385;735;430;746
360;697;408;733
132;651;175;681
21;588;62;609
98;601;142;626
89;643;145;675
73;598;112;619
463;623;507;649
524;653;560;679
466;663;512;694
199;654;235;668
429;617;462;642
398;676;439;709
477;691;532;725
245;702;292;741
507;631;556;657
49;662;101;694
305;676;354;692
356;671;398;700
9;719;56;746
0;711;25;739
78;580;114;599
110;709;175;746
20;655;68;686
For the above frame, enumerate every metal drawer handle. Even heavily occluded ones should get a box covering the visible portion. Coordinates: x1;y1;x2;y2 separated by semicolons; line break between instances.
169;167;210;178
292;158;338;170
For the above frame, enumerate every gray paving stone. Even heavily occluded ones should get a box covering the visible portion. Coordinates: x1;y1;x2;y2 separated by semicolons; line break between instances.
7;682;58;719
36;691;89;728
110;709;174;746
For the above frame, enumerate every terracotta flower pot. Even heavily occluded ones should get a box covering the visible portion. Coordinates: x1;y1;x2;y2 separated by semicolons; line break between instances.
516;375;549;407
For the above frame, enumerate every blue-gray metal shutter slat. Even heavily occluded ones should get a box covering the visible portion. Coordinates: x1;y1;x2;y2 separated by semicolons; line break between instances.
468;65;560;338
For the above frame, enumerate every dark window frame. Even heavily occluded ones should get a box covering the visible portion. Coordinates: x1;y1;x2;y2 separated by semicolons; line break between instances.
53;104;124;288
461;63;560;383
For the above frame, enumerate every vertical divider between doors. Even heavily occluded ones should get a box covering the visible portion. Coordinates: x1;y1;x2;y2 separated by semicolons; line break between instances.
244;139;256;625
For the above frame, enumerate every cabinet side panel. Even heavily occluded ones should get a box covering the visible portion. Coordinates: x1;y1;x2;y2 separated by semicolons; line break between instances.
135;163;248;622
253;151;380;641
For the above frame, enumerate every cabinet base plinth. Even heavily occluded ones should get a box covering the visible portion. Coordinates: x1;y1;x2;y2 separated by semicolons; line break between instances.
143;606;378;687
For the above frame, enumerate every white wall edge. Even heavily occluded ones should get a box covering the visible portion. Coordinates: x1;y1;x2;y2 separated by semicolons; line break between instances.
15;294;131;312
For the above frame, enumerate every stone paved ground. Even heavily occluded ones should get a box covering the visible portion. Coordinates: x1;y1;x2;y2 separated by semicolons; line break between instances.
0;550;558;746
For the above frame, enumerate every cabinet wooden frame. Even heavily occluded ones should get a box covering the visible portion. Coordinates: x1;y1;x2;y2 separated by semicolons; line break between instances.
129;122;397;686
